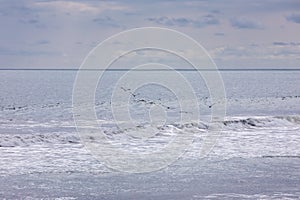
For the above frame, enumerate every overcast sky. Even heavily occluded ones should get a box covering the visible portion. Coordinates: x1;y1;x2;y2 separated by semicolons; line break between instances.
0;0;300;69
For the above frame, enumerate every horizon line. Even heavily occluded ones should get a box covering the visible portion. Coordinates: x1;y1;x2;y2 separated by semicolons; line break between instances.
0;68;300;71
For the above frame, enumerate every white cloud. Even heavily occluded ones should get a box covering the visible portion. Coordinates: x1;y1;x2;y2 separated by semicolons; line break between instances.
210;43;300;61
34;1;128;14
147;15;219;28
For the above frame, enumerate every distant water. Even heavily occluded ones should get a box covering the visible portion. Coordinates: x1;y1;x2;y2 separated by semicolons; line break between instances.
0;69;299;199
1;69;299;119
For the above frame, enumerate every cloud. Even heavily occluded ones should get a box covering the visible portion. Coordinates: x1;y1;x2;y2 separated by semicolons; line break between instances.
210;43;300;61
34;1;98;13
273;42;290;46
34;1;128;14
0;47;58;56
18;18;45;29
273;41;300;46
148;17;188;26
92;16;121;28
198;14;220;26
286;13;300;23
147;14;219;28
19;18;39;24
35;40;50;45
230;17;264;29
214;32;225;36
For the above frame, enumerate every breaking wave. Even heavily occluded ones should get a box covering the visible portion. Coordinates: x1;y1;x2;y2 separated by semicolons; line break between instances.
0;115;299;147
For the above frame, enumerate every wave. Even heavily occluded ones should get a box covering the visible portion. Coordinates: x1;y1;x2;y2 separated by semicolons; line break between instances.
0;115;299;147
262;155;300;158
222;115;300;128
0;132;79;147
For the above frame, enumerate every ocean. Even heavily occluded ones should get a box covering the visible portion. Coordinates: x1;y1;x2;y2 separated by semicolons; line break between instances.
0;69;299;199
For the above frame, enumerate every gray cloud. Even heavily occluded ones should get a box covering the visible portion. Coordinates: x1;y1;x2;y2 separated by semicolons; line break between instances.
148;17;189;26
214;32;225;36
35;40;50;45
27;19;39;24
230;17;263;29
273;49;300;57
273;42;289;46
273;41;300;46
286;13;300;23
0;47;58;56
18;17;45;28
147;15;219;28
92;16;121;28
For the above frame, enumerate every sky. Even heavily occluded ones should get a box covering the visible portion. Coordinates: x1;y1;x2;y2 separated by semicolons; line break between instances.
0;0;300;69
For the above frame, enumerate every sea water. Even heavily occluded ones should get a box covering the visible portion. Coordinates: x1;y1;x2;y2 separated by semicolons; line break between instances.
0;69;299;199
